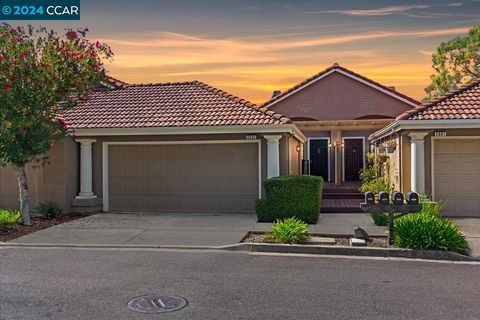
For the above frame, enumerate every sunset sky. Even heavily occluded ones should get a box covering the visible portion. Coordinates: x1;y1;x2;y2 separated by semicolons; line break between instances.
18;0;480;103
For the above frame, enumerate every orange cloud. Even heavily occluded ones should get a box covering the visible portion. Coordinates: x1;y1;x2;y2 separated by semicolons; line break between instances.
104;26;467;104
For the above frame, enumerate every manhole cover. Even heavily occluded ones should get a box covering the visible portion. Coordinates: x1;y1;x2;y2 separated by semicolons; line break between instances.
127;294;188;314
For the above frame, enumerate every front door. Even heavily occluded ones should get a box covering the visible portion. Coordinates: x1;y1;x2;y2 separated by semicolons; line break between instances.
309;139;329;180
344;139;364;181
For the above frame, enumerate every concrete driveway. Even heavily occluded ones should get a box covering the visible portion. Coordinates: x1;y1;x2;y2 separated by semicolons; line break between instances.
453;218;480;258
8;213;385;247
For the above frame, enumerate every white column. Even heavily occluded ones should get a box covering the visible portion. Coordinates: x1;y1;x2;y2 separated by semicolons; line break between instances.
409;131;429;195
76;139;97;199
264;135;282;178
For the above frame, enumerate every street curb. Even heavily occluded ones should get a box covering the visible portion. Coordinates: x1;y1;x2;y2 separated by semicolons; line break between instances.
2;241;478;262
0;242;223;251
221;243;480;262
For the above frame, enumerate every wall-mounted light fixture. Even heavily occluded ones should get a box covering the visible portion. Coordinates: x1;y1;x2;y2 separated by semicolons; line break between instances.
328;143;332;148
296;145;300;152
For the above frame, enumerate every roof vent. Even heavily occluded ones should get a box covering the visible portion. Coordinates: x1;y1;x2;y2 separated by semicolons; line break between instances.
332;62;340;68
388;86;396;91
272;90;281;98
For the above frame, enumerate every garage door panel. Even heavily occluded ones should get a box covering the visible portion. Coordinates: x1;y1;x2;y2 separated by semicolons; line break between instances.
435;176;456;197
435;140;455;154
109;143;259;213
456;140;479;154
457;199;480;216
434;138;480;217
456;157;479;175
435;156;455;175
456;177;480;196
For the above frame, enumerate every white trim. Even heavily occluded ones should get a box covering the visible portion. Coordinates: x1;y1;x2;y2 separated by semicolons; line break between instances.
73;124;307;143
101;139;262;212
371;119;480;141
265;68;420;109
430;136;480;201
341;137;366;182
307;137;331;181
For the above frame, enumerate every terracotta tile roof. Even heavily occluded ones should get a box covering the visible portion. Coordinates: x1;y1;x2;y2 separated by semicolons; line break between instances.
261;63;421;108
61;81;291;129
397;79;480;120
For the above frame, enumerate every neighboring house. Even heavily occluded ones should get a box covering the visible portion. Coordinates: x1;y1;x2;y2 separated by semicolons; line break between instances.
0;80;305;214
370;80;480;217
262;63;420;184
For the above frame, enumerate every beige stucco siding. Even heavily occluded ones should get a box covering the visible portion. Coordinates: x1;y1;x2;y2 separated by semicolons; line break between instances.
0;138;78;212
288;136;301;175
268;72;413;121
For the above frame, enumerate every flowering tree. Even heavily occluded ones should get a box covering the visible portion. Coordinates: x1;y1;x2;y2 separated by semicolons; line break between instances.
0;24;113;224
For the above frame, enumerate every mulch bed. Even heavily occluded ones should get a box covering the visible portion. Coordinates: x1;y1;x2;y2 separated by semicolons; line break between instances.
0;215;84;242
243;233;388;248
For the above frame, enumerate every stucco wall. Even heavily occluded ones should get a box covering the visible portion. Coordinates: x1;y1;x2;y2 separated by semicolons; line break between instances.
268;72;414;121
0;138;77;212
288;136;301;175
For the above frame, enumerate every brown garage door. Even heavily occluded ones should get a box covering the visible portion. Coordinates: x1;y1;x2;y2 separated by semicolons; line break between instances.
108;143;259;213
434;139;480;217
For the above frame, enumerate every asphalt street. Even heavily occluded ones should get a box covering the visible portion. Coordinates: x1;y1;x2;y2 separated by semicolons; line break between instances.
0;247;479;320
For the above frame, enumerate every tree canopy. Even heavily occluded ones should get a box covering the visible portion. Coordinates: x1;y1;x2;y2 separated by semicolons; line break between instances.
424;25;480;102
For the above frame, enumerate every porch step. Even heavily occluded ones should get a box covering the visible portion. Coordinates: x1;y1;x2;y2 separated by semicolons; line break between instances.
321;198;363;213
323;193;364;199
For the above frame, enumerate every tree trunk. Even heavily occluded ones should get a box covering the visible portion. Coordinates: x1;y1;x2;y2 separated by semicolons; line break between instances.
15;165;30;225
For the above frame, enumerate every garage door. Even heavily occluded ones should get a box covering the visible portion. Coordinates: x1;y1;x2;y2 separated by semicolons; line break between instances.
434;139;480;217
108;143;259;213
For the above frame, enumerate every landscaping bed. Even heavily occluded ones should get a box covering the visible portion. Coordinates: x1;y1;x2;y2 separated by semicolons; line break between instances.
0;215;83;242
242;232;388;248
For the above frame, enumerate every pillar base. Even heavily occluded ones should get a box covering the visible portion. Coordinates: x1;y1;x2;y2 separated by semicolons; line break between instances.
75;194;97;200
71;197;103;214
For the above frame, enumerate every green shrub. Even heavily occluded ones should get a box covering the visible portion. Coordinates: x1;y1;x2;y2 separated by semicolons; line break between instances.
419;196;443;217
265;217;310;244
359;177;392;194
36;201;62;219
394;213;468;254
256;175;323;224
359;164;377;184
0;209;21;230
371;212;389;226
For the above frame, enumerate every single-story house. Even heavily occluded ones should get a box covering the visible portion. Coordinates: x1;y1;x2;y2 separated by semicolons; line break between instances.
0;80;305;214
370;80;480;217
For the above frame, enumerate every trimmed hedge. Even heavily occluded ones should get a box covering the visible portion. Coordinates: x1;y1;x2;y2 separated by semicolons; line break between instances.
256;175;324;224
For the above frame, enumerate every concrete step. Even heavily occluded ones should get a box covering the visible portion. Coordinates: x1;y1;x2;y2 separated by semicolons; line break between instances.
323;193;364;199
321;198;363;213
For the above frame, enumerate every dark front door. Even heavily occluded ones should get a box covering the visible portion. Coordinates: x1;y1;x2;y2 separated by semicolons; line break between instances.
309;139;328;180
344;138;364;181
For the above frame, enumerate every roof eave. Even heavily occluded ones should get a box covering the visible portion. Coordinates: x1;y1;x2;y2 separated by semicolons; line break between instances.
263;67;421;110
370;119;480;141
72;123;307;143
